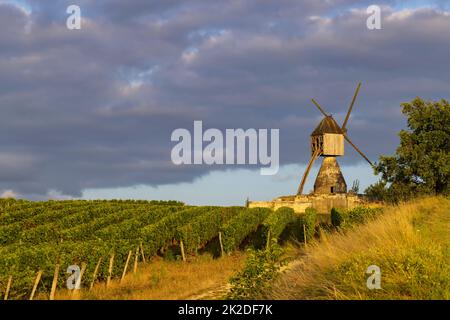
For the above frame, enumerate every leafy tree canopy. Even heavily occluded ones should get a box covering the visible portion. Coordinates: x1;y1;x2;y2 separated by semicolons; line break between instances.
366;97;450;201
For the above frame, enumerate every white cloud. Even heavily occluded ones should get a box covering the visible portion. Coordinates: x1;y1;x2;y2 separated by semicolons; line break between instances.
1;189;18;198
181;47;199;64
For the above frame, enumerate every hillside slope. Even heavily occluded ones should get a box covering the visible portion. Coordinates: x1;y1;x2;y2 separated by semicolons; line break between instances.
268;197;450;300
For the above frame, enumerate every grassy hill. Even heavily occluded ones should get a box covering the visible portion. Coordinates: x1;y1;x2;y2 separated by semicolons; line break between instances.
267;197;450;300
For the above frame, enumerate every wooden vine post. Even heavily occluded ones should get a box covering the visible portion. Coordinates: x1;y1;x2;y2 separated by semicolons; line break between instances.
49;264;60;300
266;230;272;250
140;242;146;263
106;253;115;288
76;263;87;288
72;263;87;299
218;232;224;257
29;270;43;300
90;257;103;291
303;224;307;245
4;276;12;300
120;250;132;283
133;246;139;274
180;240;186;262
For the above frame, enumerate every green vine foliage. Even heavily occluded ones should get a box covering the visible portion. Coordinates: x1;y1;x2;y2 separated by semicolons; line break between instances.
176;207;241;254
0;198;299;300
331;206;384;230
221;208;271;253
261;207;296;245
140;206;214;257
226;239;285;300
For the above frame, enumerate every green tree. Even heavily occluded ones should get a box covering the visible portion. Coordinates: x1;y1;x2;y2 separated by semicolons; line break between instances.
366;98;450;201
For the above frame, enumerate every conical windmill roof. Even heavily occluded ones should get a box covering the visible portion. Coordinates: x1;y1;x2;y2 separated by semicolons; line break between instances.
311;116;343;136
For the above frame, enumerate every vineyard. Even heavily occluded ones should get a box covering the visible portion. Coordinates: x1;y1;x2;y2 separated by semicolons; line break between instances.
0;198;299;300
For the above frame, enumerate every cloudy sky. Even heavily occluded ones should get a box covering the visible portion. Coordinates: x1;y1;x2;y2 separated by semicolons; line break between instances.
1;0;449;204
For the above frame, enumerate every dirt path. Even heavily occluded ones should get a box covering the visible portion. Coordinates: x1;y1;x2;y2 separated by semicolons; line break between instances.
186;283;231;300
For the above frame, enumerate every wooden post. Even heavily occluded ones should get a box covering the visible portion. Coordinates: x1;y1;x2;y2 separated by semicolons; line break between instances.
218;232;224;257
4;276;12;300
266;230;271;250
303;224;307;245
121;250;132;283
90;257;103;291
72;263;86;299
133;246;139;274
30;270;43;300
75;262;87;289
180;240;186;262
49;264;60;300
106;253;115;288
140;242;146;263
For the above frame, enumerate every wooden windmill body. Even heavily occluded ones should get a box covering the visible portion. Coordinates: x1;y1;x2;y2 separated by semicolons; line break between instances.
247;82;373;214
297;82;373;195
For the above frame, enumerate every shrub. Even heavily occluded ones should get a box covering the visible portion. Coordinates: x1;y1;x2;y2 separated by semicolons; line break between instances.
226;240;285;300
303;207;317;241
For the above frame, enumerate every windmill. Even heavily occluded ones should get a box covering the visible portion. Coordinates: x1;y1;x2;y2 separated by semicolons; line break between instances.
297;82;373;195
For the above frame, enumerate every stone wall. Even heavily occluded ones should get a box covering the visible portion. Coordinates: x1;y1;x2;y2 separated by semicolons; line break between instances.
248;193;363;214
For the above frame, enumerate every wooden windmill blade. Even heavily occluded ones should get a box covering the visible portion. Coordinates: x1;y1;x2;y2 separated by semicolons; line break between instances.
311;99;329;117
297;148;321;195
343;134;373;167
342;82;362;131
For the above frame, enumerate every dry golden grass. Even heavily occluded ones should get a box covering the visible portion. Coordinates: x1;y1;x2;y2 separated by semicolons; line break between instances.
55;252;246;300
269;197;450;300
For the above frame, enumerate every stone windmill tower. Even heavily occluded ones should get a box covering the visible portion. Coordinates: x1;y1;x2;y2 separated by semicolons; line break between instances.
297;82;373;195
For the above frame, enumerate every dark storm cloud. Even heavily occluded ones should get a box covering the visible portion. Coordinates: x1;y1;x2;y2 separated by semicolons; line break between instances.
0;0;449;198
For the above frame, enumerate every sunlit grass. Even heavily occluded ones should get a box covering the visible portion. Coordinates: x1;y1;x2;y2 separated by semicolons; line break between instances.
269;197;450;300
55;252;246;300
